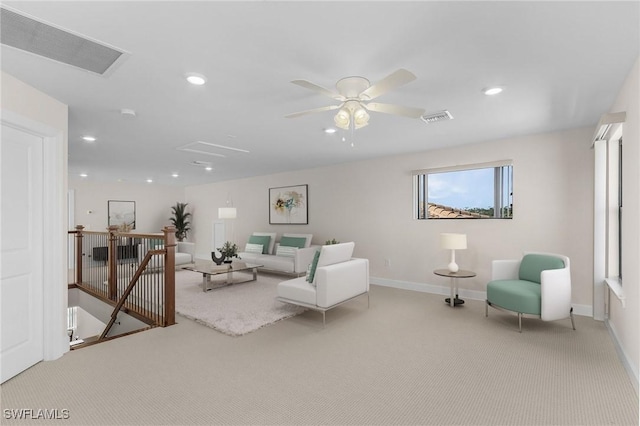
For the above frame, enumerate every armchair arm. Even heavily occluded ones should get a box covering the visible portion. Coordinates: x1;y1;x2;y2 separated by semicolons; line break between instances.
293;245;320;274
177;242;195;262
315;258;369;308
491;259;521;280
540;266;572;321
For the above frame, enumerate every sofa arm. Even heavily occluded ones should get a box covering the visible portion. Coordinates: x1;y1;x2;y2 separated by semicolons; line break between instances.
315;258;369;308
177;242;195;262
491;259;521;281
293;245;320;274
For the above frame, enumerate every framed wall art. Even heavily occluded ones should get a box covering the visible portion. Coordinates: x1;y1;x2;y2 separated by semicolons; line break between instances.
108;200;136;231
269;184;308;224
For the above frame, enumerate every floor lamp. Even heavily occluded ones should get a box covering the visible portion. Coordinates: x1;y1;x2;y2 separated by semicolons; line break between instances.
218;206;237;243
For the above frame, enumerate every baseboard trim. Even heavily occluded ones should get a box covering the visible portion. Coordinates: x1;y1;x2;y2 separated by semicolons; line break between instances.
370;276;593;317
605;319;640;397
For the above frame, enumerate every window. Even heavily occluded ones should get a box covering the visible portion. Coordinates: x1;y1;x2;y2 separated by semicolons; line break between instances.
413;161;513;219
617;138;623;280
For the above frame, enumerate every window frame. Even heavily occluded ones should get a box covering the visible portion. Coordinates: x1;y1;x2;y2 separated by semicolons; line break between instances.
412;160;513;220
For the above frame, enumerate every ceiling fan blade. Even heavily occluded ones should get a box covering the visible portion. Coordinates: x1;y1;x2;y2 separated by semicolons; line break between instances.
364;102;425;119
359;69;417;100
285;104;342;119
291;80;345;101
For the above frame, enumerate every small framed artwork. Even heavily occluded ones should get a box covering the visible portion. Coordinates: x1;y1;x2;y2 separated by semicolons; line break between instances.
269;184;308;224
108;200;136;231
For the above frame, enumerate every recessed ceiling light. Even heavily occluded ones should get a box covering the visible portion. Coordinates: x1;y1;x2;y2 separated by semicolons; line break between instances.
79;173;88;178
146;179;153;183
324;128;337;134
483;87;503;96
82;135;96;142
171;173;179;178
186;73;207;85
205;167;213;171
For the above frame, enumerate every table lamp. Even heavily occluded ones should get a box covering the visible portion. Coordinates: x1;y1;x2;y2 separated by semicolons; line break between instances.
440;233;467;273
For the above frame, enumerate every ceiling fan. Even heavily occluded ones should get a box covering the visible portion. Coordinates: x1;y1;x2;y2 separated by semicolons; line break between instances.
285;69;425;130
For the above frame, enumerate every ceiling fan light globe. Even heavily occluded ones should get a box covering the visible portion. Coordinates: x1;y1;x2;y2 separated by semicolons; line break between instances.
354;108;370;126
334;109;351;129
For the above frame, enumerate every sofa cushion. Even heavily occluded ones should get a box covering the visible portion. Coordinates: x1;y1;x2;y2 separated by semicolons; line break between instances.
248;235;271;254
244;243;263;254
251;232;277;254
487;279;541;315
518;254;565;284
276;245;297;257
279;236;306;248
175;252;192;266
282;233;313;248
317;242;355;267
278;277;316;305
306;250;321;284
260;254;295;273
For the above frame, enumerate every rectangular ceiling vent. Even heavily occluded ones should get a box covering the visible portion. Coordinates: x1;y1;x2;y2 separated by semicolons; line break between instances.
421;110;454;124
0;7;128;76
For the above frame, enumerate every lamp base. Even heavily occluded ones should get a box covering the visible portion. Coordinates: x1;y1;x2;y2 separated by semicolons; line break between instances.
447;262;459;273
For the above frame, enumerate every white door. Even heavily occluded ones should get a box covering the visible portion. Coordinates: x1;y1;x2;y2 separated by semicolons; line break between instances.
1;124;44;383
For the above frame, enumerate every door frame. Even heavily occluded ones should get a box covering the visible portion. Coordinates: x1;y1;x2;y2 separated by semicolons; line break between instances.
2;109;67;361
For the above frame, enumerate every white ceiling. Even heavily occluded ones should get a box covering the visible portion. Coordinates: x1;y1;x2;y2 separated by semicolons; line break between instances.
2;1;638;186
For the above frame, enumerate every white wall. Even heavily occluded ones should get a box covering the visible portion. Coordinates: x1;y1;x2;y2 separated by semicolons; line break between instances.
69;178;186;234
607;57;639;388
185;126;594;310
1;71;69;360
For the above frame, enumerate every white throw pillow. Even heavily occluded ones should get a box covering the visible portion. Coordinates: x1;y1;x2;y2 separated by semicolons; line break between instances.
244;243;263;254
276;245;297;258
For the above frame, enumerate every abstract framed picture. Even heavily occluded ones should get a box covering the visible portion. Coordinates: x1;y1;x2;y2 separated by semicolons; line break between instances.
108;200;136;231
269;184;308;224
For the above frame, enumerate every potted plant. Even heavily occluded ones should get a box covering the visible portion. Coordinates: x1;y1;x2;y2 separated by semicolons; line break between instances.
169;202;191;241
218;241;239;263
325;238;340;245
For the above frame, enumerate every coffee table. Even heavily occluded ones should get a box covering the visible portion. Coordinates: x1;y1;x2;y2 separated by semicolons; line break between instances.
184;260;263;292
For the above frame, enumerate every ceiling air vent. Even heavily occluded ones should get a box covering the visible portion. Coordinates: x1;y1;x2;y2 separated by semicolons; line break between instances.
421;110;454;124
0;6;128;76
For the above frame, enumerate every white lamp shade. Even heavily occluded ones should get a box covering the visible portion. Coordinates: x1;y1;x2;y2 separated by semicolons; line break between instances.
440;233;467;250
218;207;237;219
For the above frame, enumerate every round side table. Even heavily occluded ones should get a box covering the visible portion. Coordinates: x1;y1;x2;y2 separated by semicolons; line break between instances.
433;269;476;307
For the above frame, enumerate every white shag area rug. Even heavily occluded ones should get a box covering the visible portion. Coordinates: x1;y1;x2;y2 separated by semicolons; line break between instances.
174;269;306;336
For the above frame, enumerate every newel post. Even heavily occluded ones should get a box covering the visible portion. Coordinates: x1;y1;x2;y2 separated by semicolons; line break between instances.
74;225;84;285
163;225;176;326
107;225;119;300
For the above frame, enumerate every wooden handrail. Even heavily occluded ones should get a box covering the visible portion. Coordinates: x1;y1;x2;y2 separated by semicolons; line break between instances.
99;249;159;340
69;224;177;336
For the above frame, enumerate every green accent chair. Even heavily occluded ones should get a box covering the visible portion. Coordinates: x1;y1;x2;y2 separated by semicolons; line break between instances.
486;252;575;332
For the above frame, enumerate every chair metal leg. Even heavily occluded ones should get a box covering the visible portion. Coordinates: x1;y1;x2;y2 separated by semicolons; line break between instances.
570;307;576;330
518;313;522;333
367;292;370;308
485;300;489;317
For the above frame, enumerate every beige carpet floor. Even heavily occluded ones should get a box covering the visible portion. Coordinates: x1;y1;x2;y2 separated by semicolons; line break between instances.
1;285;638;425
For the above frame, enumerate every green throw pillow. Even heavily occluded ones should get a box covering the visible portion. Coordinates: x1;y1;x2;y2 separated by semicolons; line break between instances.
248;235;271;254
306;250;321;284
280;236;306;248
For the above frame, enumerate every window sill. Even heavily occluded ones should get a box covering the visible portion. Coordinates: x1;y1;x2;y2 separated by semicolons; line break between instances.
605;277;625;308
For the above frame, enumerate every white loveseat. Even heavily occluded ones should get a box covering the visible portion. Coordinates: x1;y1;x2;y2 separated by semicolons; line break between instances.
276;242;370;324
137;241;195;269
238;232;318;275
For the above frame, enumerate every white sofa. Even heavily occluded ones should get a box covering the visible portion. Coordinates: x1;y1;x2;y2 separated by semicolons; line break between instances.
238;232;318;275
137;241;195;269
276;242;370;324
